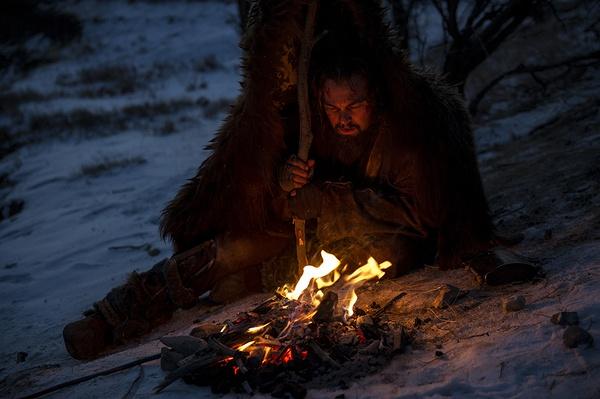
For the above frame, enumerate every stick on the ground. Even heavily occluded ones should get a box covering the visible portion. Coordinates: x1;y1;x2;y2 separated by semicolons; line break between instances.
373;292;407;318
19;353;161;399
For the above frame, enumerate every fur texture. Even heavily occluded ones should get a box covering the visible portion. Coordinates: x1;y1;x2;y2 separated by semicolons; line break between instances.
160;0;494;268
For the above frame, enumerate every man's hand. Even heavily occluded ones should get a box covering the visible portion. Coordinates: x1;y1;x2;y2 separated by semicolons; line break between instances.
278;155;316;192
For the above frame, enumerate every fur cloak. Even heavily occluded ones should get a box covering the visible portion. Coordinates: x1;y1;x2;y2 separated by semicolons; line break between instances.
160;0;494;269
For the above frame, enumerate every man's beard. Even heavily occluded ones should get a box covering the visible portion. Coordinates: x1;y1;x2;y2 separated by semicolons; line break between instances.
327;121;377;167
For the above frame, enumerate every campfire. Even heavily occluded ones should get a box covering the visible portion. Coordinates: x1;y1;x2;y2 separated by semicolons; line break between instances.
156;251;408;397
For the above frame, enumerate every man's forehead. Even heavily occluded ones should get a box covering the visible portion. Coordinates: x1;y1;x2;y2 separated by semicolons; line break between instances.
322;74;369;102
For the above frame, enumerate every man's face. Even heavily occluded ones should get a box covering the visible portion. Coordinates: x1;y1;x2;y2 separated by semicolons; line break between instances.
322;74;373;137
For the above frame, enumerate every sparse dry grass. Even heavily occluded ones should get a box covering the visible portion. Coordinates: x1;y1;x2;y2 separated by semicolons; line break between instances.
29;109;123;136
0;89;47;116
195;54;223;73
0;199;24;222
57;65;139;96
80;156;146;178
27;99;197;137
203;97;232;119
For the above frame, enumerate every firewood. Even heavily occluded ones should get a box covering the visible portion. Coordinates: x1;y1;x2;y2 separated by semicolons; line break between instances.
373;292;406;318
307;341;340;369
313;291;338;322
154;352;222;393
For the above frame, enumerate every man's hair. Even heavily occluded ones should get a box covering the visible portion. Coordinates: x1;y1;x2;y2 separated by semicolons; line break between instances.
309;36;381;110
312;53;372;92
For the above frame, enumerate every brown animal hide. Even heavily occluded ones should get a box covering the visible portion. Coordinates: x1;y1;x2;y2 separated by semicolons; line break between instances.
160;0;494;269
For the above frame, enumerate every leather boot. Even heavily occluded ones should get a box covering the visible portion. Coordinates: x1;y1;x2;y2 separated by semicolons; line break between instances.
63;241;217;360
63;312;112;360
466;247;544;286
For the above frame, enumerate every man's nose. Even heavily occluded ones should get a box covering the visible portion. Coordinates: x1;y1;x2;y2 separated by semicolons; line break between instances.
340;110;352;123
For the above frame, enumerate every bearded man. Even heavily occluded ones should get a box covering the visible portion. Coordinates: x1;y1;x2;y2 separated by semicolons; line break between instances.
63;0;540;360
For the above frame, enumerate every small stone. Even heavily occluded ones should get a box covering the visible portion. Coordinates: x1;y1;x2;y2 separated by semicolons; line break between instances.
391;327;406;352
338;332;357;346
147;247;160;257
159;335;207;356
551;312;579;326
190;323;222;338
502;295;526;312
408;317;422;329
160;347;184;371
432;284;462;309
356;315;373;327
271;381;306;399
359;340;380;355
16;352;27;363
354;307;366;316
563;326;593;348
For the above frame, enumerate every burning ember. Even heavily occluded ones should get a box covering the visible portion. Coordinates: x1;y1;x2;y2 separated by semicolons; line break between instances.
156;251;407;397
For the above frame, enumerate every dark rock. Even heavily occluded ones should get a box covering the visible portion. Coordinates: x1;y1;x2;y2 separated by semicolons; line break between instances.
356;315;373;327
16;351;27;363
435;350;445;358
338;332;357;345
563;326;593;348
354;307;366;316
432;284;464;309
359;340;380;355
190;323;222;338
502;295;526;312
160;347;184;371
551;312;579;326
0;199;25;222
147;247;160;257
271;381;307;399
390;327;407;352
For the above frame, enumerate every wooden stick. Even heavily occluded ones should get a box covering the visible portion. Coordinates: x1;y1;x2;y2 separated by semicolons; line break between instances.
154;352;221;393
19;353;160;399
307;341;340;369
373;292;407;318
293;0;319;274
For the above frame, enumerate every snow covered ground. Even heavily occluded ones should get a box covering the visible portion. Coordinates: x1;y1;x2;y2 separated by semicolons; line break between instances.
1;1;598;398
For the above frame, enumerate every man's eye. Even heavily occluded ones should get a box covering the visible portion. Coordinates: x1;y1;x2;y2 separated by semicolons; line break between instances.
350;102;366;109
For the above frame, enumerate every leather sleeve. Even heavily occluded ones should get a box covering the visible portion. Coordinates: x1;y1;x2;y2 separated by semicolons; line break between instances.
316;181;429;243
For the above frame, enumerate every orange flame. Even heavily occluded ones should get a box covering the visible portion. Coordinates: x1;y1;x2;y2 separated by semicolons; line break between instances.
280;347;294;364
279;250;341;301
275;250;392;326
